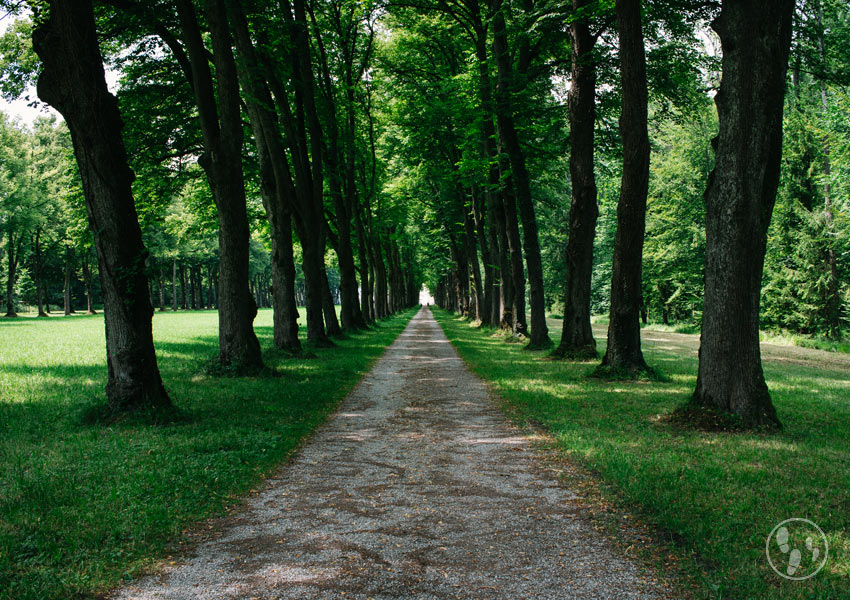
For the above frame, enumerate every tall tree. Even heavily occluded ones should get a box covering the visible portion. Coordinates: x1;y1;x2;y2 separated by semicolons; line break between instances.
31;0;171;410
554;0;600;358
173;0;263;370
599;0;651;374
692;0;794;427
490;0;550;349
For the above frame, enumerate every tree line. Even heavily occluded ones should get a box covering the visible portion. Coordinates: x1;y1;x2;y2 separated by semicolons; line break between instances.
0;0;847;428
1;0;424;412
394;0;848;428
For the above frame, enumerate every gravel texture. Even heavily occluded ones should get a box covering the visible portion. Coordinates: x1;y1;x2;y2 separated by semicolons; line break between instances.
112;307;663;599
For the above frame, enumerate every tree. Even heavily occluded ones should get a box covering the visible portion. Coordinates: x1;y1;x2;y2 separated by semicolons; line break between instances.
31;0;171;410
554;0;603;358
691;0;794;428
599;0;651;375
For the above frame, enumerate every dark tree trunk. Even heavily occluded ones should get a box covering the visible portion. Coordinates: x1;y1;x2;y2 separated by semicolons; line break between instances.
321;263;342;336
500;164;527;335
464;201;484;321
82;252;96;314
176;0;262;370
692;0;793;428
180;264;188;309
64;248;75;315
491;0;549;348
227;0;301;352
373;242;388;319
355;209;373;323
32;0;170;410
5;232;19;317
472;188;493;326
34;228;48;317
555;0;599;358
189;265;197;310
600;0;650;374
172;259;178;311
157;267;166;311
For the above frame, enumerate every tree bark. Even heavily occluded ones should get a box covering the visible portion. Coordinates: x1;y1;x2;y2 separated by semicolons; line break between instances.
500;161;527;335
172;259;178;311
175;0;262;370
82;251;96;314
555;0;599;358
32;0;170;410
692;0;793;428
491;0;549;348
600;0;651;374
321;262;342;336
4;232;20;317
34;228;48;317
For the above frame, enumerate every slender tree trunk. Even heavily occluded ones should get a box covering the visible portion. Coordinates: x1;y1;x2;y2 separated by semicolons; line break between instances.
226;0;301;351
600;0;651;374
32;0;170;410
82;253;96;314
176;0;262;370
5;233;18;317
464;201;484;321
491;0;549;348
157;267;166;311
64;247;75;315
34;228;48;317
555;0;599;358
172;259;178;311
500;165;527;335
189;265;197;310
692;0;793;428
180;264;188;309
321;262;342;336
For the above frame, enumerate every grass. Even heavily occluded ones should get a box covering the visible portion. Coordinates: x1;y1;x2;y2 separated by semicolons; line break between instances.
433;307;850;600
0;307;416;600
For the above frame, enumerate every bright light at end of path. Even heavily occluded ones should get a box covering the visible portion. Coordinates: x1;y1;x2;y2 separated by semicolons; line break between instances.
419;286;435;305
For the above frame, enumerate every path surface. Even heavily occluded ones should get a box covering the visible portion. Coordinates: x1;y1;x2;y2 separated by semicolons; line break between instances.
114;308;662;600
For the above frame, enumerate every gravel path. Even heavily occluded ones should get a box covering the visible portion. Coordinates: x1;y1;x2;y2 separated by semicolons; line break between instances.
113;307;662;600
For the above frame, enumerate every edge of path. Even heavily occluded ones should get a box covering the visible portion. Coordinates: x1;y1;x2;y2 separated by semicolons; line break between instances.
429;308;700;600
104;308;421;598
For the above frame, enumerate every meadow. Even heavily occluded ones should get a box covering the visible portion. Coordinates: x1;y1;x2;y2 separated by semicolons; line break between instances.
0;308;416;600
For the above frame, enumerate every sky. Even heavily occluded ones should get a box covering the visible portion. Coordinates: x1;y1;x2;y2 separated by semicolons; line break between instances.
0;8;60;125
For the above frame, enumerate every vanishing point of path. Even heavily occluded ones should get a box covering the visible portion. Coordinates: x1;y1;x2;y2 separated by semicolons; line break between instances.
114;308;663;600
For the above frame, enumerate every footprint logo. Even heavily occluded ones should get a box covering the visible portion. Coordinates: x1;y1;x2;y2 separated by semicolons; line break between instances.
767;519;829;580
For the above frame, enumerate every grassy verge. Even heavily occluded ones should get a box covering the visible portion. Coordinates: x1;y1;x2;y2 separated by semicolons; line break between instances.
0;307;416;600
432;307;849;600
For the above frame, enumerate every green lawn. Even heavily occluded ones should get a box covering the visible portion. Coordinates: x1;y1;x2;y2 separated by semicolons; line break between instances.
432;308;850;600
0;307;416;600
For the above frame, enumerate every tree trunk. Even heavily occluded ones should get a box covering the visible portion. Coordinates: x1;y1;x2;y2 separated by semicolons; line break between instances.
189;264;197;309
491;0;549;348
32;0;170;410
321;262;342;336
555;0;599;359
464;200;484;321
63;247;75;315
692;0;793;428
600;0;651;374
500;164;527;335
176;0;262;370
172;259;178;311
82;252;96;314
4;232;19;317
34;228;48;317
180;264;188;309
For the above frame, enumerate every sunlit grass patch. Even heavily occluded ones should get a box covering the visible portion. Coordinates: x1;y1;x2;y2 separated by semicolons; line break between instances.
0;307;416;600
434;307;850;600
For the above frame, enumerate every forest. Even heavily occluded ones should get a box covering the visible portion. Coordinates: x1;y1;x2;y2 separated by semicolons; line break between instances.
1;0;849;599
1;0;847;426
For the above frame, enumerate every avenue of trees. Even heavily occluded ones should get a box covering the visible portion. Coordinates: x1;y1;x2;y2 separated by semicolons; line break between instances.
0;0;848;427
